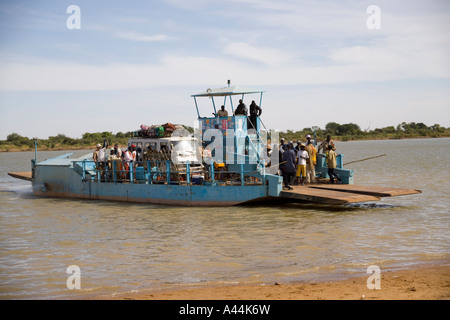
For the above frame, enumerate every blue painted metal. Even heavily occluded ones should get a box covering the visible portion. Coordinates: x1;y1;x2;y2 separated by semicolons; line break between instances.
211;96;217;115
194;96;200;118
32;156;274;206
315;153;354;184
229;94;234;113
259;92;263;108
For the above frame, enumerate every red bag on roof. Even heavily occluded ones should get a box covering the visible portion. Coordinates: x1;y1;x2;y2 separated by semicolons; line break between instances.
164;123;176;132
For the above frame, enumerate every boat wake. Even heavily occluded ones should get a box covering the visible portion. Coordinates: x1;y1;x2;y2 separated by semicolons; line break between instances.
346;202;397;209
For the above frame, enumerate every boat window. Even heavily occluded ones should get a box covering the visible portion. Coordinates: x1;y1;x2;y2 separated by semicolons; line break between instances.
145;142;157;151
172;139;199;163
172;140;195;153
160;142;169;152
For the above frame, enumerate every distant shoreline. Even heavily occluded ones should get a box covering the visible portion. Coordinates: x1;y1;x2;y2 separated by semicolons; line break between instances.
0;135;448;153
0;145;96;153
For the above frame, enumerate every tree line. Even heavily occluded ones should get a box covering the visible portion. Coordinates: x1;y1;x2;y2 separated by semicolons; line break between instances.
278;122;450;142
0;131;133;151
0;122;449;151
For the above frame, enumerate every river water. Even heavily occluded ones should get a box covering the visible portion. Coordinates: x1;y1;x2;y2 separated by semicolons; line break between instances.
0;138;449;299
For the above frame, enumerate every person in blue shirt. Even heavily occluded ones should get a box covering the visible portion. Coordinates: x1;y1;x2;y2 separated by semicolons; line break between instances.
282;142;297;190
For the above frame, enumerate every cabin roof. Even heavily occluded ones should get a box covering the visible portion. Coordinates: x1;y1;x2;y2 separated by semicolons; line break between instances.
191;85;264;97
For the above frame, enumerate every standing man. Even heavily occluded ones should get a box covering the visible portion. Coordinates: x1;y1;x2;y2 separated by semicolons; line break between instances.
280;138;287;151
234;99;248;116
306;134;313;146
93;143;101;163
248;100;262;130
305;139;317;183
318;135;336;154
296;144;309;186
282;142;297;190
326;145;341;184
93;142;107;181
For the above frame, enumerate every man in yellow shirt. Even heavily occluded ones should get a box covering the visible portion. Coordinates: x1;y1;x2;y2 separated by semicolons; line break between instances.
305;138;317;183
326;145;341;184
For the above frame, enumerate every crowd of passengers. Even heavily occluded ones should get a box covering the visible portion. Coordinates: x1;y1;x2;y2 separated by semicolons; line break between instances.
92;132;341;187
272;134;341;190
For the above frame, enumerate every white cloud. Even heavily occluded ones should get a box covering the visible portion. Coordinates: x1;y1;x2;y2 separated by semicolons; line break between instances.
1;1;449;91
114;31;168;42
1;42;449;92
223;42;293;66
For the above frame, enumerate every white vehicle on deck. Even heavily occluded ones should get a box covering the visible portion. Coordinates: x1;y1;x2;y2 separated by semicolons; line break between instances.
127;135;201;165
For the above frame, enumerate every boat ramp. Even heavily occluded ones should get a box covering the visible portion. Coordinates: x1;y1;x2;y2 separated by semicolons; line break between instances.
279;184;421;205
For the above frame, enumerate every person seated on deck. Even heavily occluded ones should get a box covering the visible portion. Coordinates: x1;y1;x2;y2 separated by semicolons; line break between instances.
216;105;228;117
248;100;262;130
143;145;154;161
234;99;248;116
214;161;226;180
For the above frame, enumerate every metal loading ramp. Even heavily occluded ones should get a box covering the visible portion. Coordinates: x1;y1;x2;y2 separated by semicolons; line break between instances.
308;184;422;197
7;172;32;182
279;184;421;205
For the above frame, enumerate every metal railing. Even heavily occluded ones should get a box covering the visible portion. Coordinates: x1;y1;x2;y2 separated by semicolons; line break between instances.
73;160;264;186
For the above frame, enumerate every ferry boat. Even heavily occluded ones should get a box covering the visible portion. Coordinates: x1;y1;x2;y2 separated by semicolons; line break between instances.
9;82;421;206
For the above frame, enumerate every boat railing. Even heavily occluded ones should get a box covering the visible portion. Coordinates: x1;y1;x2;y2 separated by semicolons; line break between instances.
72;160;265;186
245;116;275;169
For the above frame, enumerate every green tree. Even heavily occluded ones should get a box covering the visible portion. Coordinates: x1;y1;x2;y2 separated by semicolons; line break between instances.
325;122;341;135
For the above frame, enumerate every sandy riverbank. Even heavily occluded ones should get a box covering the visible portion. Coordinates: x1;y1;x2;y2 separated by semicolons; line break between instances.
96;263;449;300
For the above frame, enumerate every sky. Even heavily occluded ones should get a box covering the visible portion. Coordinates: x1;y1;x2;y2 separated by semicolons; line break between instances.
0;0;449;140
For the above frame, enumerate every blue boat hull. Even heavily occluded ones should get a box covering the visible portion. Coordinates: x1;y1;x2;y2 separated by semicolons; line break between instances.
32;161;282;206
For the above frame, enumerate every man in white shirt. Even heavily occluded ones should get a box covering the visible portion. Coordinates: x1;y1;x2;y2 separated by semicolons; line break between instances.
296;144;309;185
